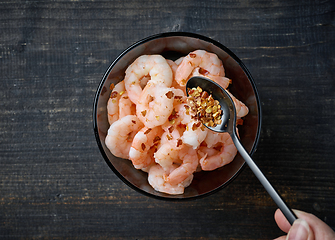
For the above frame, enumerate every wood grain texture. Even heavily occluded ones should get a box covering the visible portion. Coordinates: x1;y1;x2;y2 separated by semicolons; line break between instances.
1;0;334;239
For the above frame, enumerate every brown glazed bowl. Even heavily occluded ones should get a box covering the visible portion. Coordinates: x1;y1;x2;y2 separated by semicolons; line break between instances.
93;32;261;200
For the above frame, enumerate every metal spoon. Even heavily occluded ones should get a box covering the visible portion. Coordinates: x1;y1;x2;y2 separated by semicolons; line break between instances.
186;76;297;225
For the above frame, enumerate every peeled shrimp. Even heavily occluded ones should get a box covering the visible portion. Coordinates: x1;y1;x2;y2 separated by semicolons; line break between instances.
124;55;173;104
176;103;208;149
129;126;163;169
198;132;237;171
203;131;222;148
118;91;136;119
148;164;193;195
175;50;225;86
167;59;186;94
136;82;175;128
181;120;208;149
174;57;184;66
191;67;231;89
166;145;199;185
105;115;144;159
107;81;125;125
227;90;249;118
167;59;178;75
154;127;183;170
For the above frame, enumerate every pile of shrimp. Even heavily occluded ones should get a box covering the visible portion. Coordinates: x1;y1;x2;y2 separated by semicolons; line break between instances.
105;50;249;195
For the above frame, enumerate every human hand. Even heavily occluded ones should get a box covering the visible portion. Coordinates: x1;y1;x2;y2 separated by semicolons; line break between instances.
273;208;335;240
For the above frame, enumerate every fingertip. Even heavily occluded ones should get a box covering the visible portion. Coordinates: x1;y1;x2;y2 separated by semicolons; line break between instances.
286;219;311;240
274;208;291;233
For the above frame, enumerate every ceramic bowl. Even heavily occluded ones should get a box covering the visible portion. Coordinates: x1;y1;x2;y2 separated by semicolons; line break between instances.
93;32;261;200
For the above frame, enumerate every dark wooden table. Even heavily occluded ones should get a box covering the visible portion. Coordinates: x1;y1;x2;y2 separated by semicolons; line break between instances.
1;1;334;239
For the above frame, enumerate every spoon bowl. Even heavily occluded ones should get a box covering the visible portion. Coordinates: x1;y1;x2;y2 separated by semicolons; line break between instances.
187;76;298;225
186;76;236;134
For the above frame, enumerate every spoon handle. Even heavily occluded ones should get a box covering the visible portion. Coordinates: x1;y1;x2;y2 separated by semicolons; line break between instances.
231;133;297;225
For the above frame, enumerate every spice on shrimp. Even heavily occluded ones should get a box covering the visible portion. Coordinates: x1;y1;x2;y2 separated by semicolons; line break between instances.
168;126;174;133
110;91;118;99
187;86;222;127
153;136;161;142
176;139;183;148
144;128;152;134
168;108;179;124
165;91;174;99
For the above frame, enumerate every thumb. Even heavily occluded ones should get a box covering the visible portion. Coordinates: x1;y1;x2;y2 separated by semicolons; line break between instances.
286;219;314;240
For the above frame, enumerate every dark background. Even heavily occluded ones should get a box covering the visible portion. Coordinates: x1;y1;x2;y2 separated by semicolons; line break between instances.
1;0;334;239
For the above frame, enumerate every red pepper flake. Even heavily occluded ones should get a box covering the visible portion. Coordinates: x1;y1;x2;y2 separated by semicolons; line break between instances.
144;128;152;134
199;67;209;75
201;91;209;99
110;91;118;98
178;123;186;131
141;110;147;117
177;139;183;147
168;108;178;122
131;120;136;124
168;126;174;133
153;136;161;142
165;91;174;99
192;122;201;131
109;83;115;91
126;133;132;141
141;143;146;151
187;86;223;127
190;53;196;58
151;144;159;152
188;88;195;95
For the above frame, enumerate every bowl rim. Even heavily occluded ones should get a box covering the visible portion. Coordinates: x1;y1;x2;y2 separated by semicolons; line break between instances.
93;31;262;200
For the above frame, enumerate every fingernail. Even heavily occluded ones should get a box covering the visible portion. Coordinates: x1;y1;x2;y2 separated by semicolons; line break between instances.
286;219;310;240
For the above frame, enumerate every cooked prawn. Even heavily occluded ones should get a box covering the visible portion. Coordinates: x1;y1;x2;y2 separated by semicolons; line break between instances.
174;57;184;66
167;59;178;75
154;127;183;170
175;103;208;149
118;91;136;119
227;90;249;118
175;50;225;86
198;132;237;171
136;82;175;128
203;131;222;148
191;67;231;89
166;145;199;185
129;126;163;169
107;81;125;125
167;59;186;94
124;55;173;104
105;115;144;159
148;164;193;195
